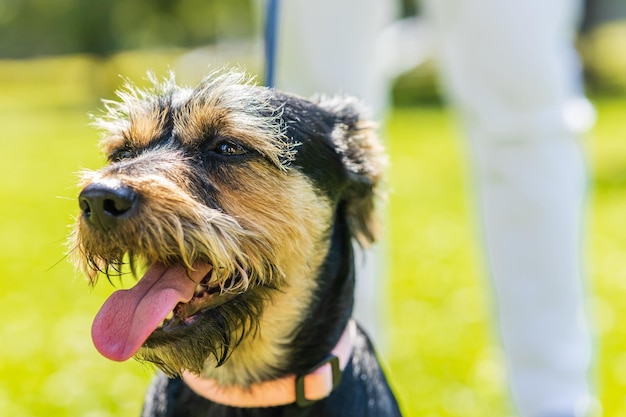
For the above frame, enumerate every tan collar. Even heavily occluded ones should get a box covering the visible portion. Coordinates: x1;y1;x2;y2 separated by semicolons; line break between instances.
182;319;356;408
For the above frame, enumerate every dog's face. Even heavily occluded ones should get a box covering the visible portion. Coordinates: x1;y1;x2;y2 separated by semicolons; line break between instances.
71;72;383;384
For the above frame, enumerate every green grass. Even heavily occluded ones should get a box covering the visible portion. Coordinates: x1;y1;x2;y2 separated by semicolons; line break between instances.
1;54;626;416
385;108;507;416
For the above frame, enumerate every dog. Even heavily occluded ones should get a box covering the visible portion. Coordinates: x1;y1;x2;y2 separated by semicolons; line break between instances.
71;71;402;417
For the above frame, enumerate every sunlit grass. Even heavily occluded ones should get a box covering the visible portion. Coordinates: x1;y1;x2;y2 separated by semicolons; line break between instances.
385;108;509;416
1;54;625;416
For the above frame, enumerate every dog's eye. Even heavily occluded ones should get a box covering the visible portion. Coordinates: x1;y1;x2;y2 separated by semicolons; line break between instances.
110;148;134;162
214;141;248;156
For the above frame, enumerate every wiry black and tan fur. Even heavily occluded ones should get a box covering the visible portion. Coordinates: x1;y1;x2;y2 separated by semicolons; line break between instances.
72;71;401;416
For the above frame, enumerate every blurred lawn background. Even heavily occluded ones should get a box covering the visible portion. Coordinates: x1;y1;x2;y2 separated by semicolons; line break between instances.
1;2;626;417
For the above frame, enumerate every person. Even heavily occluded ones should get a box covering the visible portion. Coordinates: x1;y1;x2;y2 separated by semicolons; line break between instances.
272;1;596;417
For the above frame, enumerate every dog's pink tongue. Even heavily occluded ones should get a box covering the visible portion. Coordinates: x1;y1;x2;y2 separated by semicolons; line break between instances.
91;262;212;362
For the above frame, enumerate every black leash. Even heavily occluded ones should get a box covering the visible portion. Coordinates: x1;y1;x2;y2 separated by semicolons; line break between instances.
263;0;280;88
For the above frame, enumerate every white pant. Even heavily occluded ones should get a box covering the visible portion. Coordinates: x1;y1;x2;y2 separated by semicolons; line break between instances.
274;1;594;416
274;0;398;348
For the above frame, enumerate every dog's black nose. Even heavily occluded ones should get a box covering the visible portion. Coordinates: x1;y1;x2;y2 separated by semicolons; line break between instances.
79;183;137;231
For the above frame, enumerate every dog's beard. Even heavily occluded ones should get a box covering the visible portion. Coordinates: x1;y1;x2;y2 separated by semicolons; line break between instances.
87;257;278;377
137;286;272;377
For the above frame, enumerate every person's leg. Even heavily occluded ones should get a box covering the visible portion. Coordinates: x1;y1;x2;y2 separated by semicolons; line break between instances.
274;0;396;117
421;1;595;416
274;0;397;346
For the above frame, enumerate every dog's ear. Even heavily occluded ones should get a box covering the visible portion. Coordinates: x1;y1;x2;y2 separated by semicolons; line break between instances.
315;96;386;248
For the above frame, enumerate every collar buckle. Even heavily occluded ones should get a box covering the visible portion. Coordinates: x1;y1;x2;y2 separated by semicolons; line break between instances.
295;354;342;407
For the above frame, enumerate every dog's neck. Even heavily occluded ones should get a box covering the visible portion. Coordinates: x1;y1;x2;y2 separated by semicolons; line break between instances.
182;319;356;408
184;212;359;407
288;209;357;373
